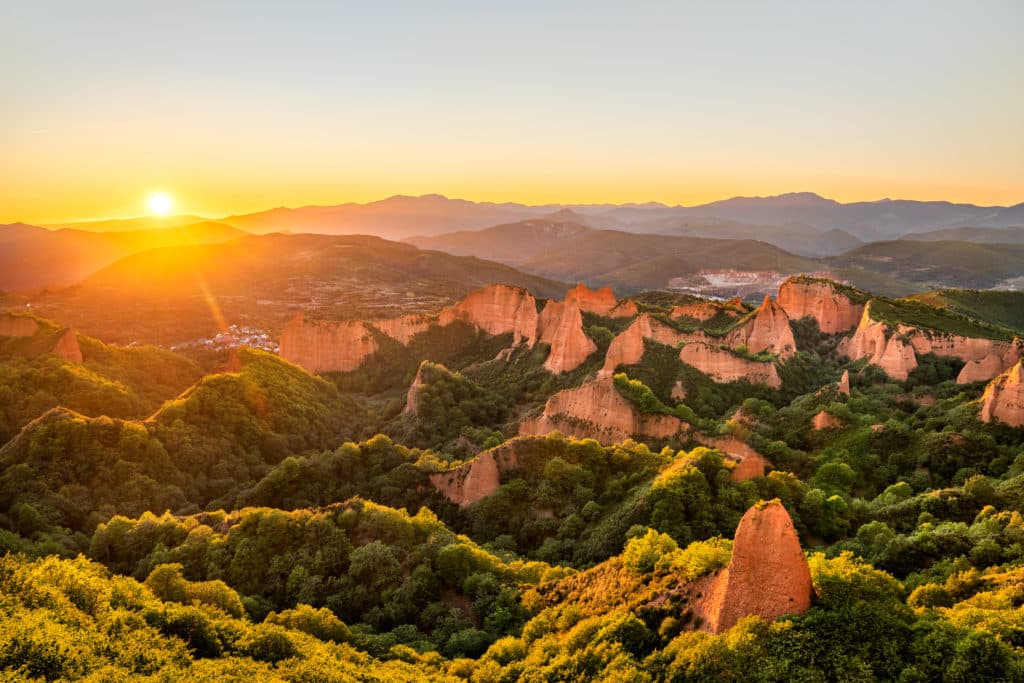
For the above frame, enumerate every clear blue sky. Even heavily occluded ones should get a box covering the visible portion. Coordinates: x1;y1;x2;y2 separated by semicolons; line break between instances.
2;0;1022;221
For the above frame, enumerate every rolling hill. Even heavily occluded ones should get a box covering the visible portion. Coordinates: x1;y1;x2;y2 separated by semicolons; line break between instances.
405;210;593;264
0;220;247;292
203;193;1024;245
901;226;1024;243
24;233;567;345
512;230;819;293
827;240;1024;291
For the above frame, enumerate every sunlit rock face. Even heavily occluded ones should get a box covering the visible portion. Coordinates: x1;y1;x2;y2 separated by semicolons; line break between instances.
838;369;851;396
980;361;1024;427
52;328;82;363
538;300;597;374
429;443;521;507
812;410;843;430
601;314;689;377
697;501;812;634
279;313;378;373
669;297;743;323
371;314;432;345
565;282;619;316
696;436;771;482
678;342;781;388
837;303;918;381
519;377;683;444
439;284;539;346
724;296;797;359
0;314;40;338
777;277;863;334
839;302;1020;384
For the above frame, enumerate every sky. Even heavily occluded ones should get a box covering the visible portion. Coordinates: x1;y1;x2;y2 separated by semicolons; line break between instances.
2;0;1022;223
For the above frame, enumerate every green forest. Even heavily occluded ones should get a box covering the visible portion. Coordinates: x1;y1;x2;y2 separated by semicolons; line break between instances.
2;283;1024;682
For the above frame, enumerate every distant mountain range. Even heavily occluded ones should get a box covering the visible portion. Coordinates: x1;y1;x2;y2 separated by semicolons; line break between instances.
37;192;1022;245
4;192;1023;300
210;192;1024;245
0;220;244;291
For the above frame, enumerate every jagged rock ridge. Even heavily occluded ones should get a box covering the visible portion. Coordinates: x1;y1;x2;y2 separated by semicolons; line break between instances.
979;361;1024;427
777;276;864;334
519;377;684;444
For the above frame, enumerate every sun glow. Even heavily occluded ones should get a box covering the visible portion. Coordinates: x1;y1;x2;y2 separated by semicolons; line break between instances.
148;193;173;215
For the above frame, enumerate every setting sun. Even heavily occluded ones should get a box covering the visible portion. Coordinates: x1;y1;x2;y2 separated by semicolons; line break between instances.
148;193;173;215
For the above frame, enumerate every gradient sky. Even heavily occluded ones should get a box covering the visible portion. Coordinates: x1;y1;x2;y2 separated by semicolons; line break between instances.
2;1;1022;223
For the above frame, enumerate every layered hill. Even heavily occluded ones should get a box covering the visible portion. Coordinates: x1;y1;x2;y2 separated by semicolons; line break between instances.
512;230;818;293
828;239;1024;291
217;192;1024;244
23;233;567;346
0;220;246;291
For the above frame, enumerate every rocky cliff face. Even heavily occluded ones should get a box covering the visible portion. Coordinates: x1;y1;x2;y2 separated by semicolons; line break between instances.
777;277;864;334
51;328;82;363
696;501;812;633
0;314;40;338
429;443;521;507
812;410;843;430
538;300;597;374
439;284;539;346
839;302;1021;383
979;361;1024;427
671;297;744;323
609;299;639;318
372;314;432;345
837;303;918;381
838;369;851;397
725;296;797;359
404;362;427;414
565;283;619;316
279;313;378;373
900;329;1021;384
601;314;689;376
519;377;684;444
697;436;771;482
678;342;782;388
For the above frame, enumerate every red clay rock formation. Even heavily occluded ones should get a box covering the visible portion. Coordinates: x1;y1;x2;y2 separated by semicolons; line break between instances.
671;381;687;401
279;313;378;373
957;342;1022;383
838;369;851;397
609;299;639;318
838;303;918;381
429;445;521;507
980;361;1024;427
777;277;864;334
678;342;781;388
439;284;539;346
430;452;501;507
670;297;745;323
697;436;771;481
601;314;690;376
519;377;683;444
538;300;597;374
51;328;82;363
0;314;40;338
371;314;432;345
725;296;797;359
812;410;843;430
697;501;812;633
404;363;428;414
565;283;619;316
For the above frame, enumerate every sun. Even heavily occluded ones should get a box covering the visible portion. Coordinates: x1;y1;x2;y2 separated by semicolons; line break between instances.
148;193;173;215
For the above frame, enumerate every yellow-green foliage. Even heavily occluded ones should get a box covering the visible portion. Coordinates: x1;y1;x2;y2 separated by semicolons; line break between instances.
0;554;453;681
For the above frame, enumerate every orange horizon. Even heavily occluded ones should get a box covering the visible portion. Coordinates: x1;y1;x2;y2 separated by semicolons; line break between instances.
13;184;1024;228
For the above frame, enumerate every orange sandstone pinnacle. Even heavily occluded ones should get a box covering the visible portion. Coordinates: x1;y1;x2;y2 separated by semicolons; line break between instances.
697;500;812;633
